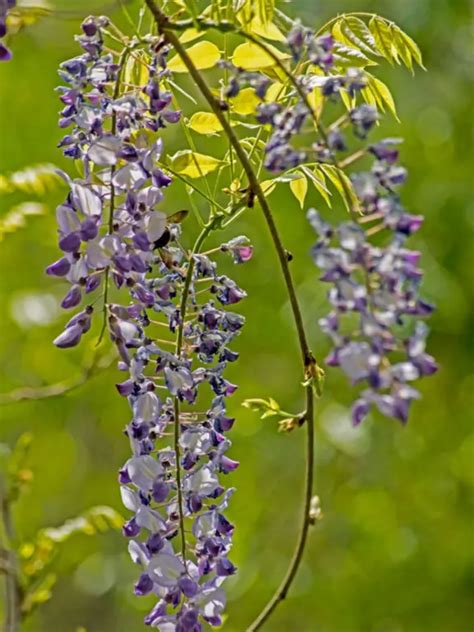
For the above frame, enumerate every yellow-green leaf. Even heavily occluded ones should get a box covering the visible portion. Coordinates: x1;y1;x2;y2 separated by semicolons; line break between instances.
367;74;399;120
235;0;275;27
179;28;203;44
332;16;380;57
290;175;308;208
369;16;394;64
230;87;260;115
265;81;285;102
231;41;289;71
332;41;376;69
307;87;324;119
319;164;360;214
188;112;223;135
170;150;224;178
246;17;286;42
391;26;412;70
260;179;276;196
395;27;425;69
361;84;378;109
0;163;62;195
303;166;332;208
339;89;355;111
123;51;150;88
0;202;46;241
167;41;221;73
390;25;425;72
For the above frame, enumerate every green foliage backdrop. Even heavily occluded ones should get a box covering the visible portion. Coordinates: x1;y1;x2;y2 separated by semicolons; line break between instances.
0;1;472;630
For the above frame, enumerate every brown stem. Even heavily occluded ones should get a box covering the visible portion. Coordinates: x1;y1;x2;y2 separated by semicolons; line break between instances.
247;385;314;631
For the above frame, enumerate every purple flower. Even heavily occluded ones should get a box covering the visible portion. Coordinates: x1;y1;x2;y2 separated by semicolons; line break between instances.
46;257;71;277
221;236;253;264
0;41;12;61
61;285;82;310
53;323;83;348
48;14;256;630
306;126;436;425
350;104;378;138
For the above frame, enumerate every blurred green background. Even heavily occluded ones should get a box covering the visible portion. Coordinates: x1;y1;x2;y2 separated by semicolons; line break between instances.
0;1;472;630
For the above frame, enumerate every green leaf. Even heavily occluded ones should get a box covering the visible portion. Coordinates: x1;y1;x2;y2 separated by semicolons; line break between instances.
319;164;360;214
332;16;380;57
332;41;376;69
289;174;308;208
169;150;224;179
167;41;221;73
369;16;394;64
0;163;62;195
232;41;289;71
366;74;399;120
187;112;224;135
230;87;261;115
302;166;332;208
0;202;46;241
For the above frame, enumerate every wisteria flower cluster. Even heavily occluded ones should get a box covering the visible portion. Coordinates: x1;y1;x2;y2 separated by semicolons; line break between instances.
308;138;437;425
47;15;253;630
0;0;15;61
118;239;248;628
219;18;437;429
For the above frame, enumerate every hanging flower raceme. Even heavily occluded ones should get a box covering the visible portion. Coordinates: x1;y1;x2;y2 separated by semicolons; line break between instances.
48;16;252;629
308;138;437;426
117;235;249;629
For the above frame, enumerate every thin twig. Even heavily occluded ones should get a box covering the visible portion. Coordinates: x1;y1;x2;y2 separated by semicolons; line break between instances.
0;352;115;406
173;224;213;563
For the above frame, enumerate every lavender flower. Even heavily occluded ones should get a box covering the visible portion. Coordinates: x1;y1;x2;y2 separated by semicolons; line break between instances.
116;235;250;628
49;17;252;628
286;22;334;69
308;142;437;425
49;17;181;348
